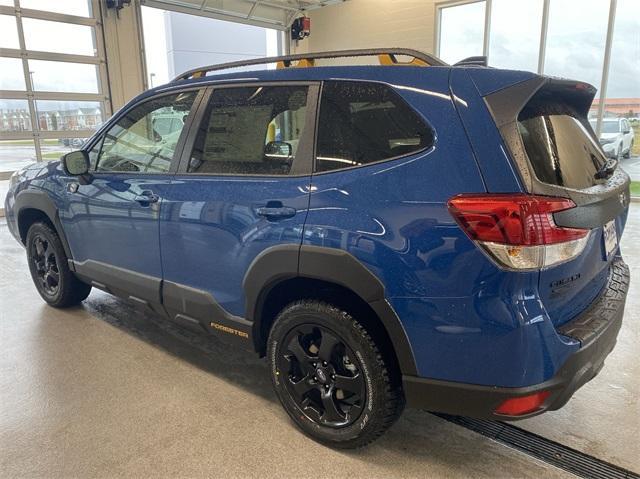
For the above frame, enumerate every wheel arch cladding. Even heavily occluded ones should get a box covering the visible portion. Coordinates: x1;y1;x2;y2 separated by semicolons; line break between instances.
14;191;73;260
243;245;418;376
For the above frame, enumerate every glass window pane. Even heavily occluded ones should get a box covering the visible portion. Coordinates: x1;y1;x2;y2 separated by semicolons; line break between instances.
544;0;610;92
316;81;433;172
0;139;36;173
39;138;87;162
19;0;92;17
35;100;104;132
28;60;99;93
98;92;198;174
604;0;640;117
188;86;308;176
0;57;26;90
0;99;31;132
0;14;20;49
489;0;543;71
0;0;14;6
23;18;96;56
439;1;486;64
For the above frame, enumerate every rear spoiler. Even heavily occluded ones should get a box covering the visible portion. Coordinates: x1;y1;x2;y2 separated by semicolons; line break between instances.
483;76;599;193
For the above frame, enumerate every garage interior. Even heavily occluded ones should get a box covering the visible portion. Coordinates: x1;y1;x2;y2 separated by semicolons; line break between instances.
1;0;639;477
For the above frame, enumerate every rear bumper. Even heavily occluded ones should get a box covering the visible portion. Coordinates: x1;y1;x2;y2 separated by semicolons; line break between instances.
402;257;630;419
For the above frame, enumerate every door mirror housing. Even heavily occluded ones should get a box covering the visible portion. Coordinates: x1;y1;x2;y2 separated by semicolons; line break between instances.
623;127;631;134
264;141;293;158
62;150;90;176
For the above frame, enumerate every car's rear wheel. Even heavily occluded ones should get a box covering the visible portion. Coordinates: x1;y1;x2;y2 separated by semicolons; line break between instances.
623;140;633;159
26;222;91;308
267;300;404;448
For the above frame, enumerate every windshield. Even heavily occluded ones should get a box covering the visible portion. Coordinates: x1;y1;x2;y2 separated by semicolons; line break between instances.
589;120;620;134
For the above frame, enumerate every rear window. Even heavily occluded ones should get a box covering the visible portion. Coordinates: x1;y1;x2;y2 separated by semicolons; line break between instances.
316;81;434;172
518;112;606;189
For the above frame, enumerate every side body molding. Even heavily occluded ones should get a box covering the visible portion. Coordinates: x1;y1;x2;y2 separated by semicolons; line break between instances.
243;244;418;376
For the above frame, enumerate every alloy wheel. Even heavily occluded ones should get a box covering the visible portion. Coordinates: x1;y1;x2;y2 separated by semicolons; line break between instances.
31;234;60;296
278;324;366;428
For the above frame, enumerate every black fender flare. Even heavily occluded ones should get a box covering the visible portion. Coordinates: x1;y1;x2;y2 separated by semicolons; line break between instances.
243;244;418;376
13;189;73;260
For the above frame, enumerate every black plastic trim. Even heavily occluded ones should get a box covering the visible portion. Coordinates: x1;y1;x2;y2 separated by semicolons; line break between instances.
14;189;73;260
243;244;419;375
163;280;254;349
71;259;161;304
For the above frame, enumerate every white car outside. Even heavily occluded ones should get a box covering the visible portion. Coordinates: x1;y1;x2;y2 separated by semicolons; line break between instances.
590;118;635;159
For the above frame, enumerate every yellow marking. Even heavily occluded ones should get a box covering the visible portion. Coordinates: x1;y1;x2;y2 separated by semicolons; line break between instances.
210;322;249;339
378;54;428;67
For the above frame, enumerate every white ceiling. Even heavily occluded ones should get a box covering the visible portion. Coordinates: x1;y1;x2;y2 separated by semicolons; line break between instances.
140;0;346;30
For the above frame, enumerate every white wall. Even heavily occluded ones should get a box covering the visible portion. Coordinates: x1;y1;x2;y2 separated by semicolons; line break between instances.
291;0;439;56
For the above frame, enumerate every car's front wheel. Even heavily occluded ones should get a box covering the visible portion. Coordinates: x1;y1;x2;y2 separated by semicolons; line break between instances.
267;300;404;448
26;221;91;308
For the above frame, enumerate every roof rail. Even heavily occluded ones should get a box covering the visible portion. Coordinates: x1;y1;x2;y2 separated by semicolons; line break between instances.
172;48;447;82
454;56;488;67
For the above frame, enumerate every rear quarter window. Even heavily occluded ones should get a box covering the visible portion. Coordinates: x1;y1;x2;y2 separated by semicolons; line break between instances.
316;81;434;172
518;108;606;190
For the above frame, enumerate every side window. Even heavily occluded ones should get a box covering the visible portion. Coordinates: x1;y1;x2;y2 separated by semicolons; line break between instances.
316;81;434;172
96;91;197;173
188;85;309;175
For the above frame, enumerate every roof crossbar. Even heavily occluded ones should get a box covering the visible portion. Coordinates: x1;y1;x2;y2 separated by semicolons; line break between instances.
172;48;447;82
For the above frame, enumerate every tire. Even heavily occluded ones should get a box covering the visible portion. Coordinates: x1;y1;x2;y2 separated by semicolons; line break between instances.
267;300;404;448
26;221;91;308
623;141;633;159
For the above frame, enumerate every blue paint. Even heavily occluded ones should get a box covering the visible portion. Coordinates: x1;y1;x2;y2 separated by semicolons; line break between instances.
4;62;627;391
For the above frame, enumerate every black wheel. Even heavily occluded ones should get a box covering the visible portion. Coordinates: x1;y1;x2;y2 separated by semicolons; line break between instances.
267;300;404;448
26;221;91;308
623;141;632;159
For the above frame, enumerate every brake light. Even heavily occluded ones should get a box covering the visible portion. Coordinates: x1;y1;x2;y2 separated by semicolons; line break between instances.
495;391;550;416
448;194;590;270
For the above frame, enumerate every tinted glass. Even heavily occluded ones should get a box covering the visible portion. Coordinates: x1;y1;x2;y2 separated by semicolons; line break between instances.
188;85;309;176
96;91;197;173
518;114;606;189
316;81;433;172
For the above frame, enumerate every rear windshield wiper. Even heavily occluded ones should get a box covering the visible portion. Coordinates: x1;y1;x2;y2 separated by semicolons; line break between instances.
594;158;618;179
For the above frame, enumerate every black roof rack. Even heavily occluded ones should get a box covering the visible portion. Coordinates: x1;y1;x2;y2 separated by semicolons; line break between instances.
172;48;447;82
454;56;488;67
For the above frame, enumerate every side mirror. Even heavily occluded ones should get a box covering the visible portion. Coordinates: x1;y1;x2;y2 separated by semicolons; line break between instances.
264;141;292;158
62;150;89;176
623;128;631;134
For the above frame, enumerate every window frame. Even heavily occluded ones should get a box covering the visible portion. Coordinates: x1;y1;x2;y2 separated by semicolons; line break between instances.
175;81;321;178
87;86;206;176
311;79;436;176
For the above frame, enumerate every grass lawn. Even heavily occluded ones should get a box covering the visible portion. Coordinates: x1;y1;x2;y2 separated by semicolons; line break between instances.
631;181;640;197
41;152;63;160
1;139;59;146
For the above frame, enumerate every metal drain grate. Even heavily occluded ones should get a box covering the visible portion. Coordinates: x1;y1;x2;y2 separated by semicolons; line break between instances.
436;414;640;479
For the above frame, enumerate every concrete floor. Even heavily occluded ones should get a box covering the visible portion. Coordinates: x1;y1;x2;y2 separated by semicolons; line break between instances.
1;208;639;478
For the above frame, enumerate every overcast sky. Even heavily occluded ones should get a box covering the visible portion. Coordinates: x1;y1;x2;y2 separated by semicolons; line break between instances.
0;0;638;118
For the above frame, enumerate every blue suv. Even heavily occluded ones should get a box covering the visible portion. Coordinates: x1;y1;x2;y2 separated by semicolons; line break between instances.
4;49;631;448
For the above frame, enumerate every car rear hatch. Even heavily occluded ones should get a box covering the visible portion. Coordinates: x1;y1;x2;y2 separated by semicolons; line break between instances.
482;76;631;328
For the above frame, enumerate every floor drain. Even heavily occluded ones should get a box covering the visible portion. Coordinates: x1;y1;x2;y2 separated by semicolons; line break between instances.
436;414;639;479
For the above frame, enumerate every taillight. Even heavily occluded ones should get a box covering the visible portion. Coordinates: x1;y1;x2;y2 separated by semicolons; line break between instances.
448;194;590;270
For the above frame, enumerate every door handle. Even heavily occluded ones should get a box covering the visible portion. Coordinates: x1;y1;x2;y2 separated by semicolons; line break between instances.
256;201;296;220
134;190;160;206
